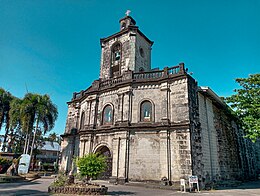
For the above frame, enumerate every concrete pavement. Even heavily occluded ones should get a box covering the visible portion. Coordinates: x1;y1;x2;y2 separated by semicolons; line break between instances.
0;177;259;196
105;180;260;196
0;178;51;195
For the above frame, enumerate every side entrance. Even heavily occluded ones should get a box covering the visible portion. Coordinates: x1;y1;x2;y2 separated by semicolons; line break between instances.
94;145;112;179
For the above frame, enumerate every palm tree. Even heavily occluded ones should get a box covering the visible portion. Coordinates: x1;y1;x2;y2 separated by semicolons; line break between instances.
48;132;58;142
27;94;58;167
9;97;27;153
1;90;58;155
9;93;58;153
0;88;13;152
9;97;23;131
19;93;37;154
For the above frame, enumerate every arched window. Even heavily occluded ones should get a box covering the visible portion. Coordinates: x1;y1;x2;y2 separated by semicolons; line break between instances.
112;43;121;61
140;101;153;122
111;43;121;77
80;112;85;129
121;22;126;30
102;105;113;125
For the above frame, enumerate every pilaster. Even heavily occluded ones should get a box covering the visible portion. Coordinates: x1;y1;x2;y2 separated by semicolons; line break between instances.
110;133;128;184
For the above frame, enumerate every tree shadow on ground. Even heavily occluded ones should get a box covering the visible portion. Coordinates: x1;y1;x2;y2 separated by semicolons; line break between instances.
0;189;49;196
108;190;135;195
0;180;40;189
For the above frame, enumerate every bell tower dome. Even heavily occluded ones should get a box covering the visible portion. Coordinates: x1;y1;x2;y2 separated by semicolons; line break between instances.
99;11;154;79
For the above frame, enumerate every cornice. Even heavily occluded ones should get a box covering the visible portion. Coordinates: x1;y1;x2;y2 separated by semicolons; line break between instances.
100;26;153;46
78;121;190;135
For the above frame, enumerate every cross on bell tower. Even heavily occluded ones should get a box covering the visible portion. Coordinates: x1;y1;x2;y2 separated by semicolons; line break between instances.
125;10;131;16
119;10;136;31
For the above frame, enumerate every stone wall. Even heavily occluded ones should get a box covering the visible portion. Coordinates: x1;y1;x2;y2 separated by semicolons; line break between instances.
134;32;152;72
128;130;161;181
198;94;220;181
187;77;204;182
170;78;189;123
170;130;192;181
197;89;258;184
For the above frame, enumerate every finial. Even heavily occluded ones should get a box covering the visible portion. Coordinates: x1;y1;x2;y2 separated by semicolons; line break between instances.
125;10;131;16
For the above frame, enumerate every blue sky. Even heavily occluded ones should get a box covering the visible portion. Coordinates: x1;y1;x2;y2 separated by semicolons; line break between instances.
0;0;259;136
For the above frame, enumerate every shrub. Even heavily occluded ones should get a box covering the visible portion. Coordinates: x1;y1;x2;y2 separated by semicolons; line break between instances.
75;153;106;182
0;156;12;174
0;156;11;165
51;171;67;187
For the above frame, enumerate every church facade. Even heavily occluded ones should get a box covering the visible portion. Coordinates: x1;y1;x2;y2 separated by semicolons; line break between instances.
60;15;258;186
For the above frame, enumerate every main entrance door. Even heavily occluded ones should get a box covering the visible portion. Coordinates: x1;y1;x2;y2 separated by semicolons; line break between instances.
95;146;112;179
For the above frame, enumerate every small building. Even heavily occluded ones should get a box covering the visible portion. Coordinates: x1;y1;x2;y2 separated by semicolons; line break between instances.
60;14;258;186
37;141;60;168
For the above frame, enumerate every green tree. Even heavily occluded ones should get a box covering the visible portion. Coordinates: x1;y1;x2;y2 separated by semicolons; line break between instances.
0;88;14;151
1;90;58;154
9;93;58;154
225;73;260;142
19;93;38;154
45;132;61;145
25;94;58;166
9;95;36;154
8;97;24;152
75;153;106;182
9;97;23;131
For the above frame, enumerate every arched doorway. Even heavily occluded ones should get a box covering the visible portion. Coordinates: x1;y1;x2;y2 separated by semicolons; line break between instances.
95;145;112;179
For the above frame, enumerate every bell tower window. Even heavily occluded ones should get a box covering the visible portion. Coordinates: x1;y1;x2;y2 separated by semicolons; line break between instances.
112;43;121;61
121;22;126;30
114;51;120;61
111;42;121;77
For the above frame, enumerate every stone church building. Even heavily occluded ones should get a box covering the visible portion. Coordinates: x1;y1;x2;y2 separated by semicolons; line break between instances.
60;15;258;186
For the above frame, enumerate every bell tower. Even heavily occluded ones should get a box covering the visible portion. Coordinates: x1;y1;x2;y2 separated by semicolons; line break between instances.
99;11;154;79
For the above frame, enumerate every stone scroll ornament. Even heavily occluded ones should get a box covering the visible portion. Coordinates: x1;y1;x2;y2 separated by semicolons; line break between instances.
18;154;31;175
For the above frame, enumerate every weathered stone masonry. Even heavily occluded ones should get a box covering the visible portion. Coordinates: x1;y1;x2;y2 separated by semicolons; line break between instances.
60;15;258;186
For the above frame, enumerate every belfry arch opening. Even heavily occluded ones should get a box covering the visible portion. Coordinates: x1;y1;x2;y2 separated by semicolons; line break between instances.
110;42;121;77
94;145;112;179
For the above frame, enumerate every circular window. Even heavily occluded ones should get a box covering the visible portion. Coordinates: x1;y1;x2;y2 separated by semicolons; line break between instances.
139;47;144;57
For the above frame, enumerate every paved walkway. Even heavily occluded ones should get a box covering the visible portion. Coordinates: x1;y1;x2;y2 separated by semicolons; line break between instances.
0;178;51;196
0;178;259;196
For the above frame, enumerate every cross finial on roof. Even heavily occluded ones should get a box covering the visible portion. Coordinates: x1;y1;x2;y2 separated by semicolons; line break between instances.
125;10;131;16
